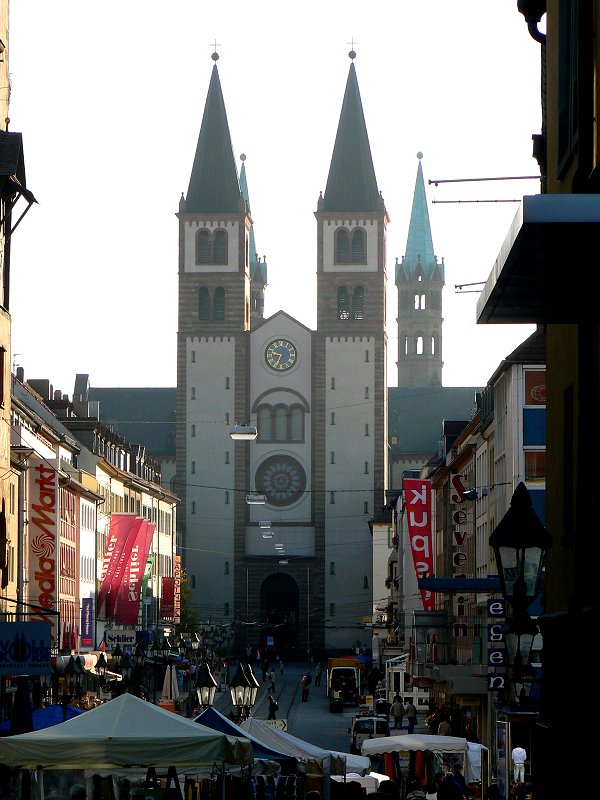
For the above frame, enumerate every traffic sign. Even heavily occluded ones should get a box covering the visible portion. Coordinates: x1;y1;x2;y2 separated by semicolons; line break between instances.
265;718;287;731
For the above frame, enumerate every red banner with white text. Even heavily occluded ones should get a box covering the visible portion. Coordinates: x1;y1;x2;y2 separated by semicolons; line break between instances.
161;577;175;618
404;478;435;612
28;460;59;649
97;514;138;619
114;521;155;625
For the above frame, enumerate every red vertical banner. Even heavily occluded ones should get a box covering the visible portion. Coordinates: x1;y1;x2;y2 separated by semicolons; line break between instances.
404;478;435;612
173;555;181;625
105;517;144;619
161;577;175;618
114;521;155;625
97;514;137;617
28;460;59;649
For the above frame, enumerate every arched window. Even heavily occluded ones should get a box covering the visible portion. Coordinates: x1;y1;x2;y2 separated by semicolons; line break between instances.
214;287;225;320
198;287;210;320
335;228;350;264
213;229;228;264
290;405;304;441
431;335;436;355
402;334;409;355
417;335;424;355
274;406;288;440
337;286;350;320
351;227;366;263
352;286;365;320
257;405;273;441
196;230;211;264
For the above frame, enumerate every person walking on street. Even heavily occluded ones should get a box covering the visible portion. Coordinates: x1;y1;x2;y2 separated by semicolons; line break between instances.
314;662;322;686
279;659;284;676
268;669;276;692
301;672;312;701
267;694;278;720
391;695;405;730
405;699;418;733
511;743;527;784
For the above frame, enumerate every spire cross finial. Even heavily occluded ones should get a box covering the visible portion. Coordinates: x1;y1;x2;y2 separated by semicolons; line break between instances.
347;38;358;59
210;40;221;61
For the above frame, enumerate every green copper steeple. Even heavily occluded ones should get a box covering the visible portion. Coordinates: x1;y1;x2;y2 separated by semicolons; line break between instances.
185;58;244;214
321;59;383;213
397;153;442;282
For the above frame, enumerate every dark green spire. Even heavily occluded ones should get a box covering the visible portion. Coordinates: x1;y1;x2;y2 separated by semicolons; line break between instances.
321;60;383;213
397;153;443;282
185;60;244;214
239;155;267;283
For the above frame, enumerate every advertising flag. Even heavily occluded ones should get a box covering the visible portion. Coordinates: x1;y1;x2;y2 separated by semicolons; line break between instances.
28;460;59;649
97;514;138;617
404;477;435;612
114;521;155;625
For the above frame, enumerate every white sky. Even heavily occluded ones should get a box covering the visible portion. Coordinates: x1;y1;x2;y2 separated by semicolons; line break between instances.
8;1;541;393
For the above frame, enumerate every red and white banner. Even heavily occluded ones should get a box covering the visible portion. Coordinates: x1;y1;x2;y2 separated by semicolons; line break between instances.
114;521;155;625
161;576;175;618
97;514;138;618
28;460;59;648
404;478;435;612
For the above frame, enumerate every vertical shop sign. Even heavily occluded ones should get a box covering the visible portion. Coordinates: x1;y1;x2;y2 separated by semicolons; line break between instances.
403;478;434;611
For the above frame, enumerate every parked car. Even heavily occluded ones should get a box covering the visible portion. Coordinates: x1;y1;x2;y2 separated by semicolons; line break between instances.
348;714;390;754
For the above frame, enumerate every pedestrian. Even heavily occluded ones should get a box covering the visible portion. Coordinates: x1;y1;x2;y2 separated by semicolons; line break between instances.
511;743;527;784
391;695;405;730
405;699;418;733
452;764;468;800
261;659;268;682
268;670;276;692
437;772;462;800
406;778;426;800
437;713;452;736
314;662;322;686
267;694;278;720
279;659;285;676
300;672;312;701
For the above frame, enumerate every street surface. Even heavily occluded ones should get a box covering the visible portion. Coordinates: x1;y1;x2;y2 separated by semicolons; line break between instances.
211;660;425;755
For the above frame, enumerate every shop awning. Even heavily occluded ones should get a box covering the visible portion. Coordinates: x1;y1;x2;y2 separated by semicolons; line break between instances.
477;194;600;324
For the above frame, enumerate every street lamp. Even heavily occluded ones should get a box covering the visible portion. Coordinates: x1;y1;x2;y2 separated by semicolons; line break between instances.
489;482;551;703
228;662;256;722
195;661;218;709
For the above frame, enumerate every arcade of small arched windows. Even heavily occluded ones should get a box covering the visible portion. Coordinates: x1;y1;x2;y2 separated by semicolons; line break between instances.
334;226;366;264
195;228;228;265
198;286;225;320
256;403;305;442
398;289;442;311
337;286;365;321
400;332;439;356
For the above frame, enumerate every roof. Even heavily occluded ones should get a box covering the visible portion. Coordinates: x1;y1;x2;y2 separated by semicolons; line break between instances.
184;61;244;214
396;155;442;282
87;386;176;457
0;693;252;769
195;706;296;770
388;386;479;458
321;61;383;213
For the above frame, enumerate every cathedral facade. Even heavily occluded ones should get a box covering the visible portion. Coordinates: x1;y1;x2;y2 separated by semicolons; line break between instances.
175;55;388;654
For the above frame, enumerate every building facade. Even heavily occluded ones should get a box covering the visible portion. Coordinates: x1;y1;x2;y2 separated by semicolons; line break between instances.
176;54;388;655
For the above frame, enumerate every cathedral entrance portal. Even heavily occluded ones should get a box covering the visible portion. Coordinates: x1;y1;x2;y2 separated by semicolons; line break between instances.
260;573;299;652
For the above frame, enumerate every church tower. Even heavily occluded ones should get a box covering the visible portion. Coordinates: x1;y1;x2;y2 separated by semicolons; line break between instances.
176;54;254;632
314;52;389;648
396;153;444;387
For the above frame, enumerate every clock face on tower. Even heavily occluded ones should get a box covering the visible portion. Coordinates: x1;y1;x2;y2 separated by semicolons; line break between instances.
265;339;297;371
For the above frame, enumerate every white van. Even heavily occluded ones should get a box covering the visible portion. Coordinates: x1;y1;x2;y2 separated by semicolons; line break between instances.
348;714;390;754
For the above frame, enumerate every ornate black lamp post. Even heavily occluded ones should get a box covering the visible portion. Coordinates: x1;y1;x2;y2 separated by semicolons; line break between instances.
228;662;257;722
195;661;218;709
489;482;552;703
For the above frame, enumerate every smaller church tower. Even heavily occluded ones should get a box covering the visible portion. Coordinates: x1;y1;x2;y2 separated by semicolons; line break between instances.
396;153;444;387
239;154;268;324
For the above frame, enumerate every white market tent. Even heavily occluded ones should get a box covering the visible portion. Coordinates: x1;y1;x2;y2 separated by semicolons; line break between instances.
361;733;469;757
240;717;370;775
0;693;253;770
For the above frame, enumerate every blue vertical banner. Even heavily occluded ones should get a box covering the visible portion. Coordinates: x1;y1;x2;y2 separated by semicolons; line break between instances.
80;598;94;647
0;622;52;675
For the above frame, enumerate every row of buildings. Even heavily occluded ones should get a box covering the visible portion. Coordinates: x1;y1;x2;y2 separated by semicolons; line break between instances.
2;3;599;798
